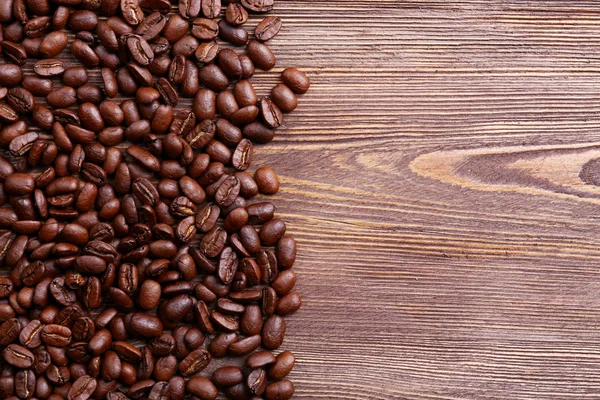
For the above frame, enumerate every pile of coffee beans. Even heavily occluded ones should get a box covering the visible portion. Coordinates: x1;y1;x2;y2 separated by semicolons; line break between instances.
0;0;310;398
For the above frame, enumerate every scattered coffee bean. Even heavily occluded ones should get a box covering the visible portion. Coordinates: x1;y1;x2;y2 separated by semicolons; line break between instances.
0;2;309;398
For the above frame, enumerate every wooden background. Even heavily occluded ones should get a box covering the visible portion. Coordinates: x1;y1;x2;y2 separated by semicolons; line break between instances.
260;1;600;398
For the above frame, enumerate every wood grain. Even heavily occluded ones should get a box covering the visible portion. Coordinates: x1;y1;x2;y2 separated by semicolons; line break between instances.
257;1;600;399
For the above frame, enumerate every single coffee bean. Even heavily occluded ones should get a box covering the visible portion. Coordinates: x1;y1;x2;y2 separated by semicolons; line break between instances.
195;40;219;63
268;351;295;380
265;380;295;400
241;0;273;13
212;366;243;387
246;350;276;369
282;67;311;94
186;376;218;400
228;334;261;356
3;344;35;368
179;348;211;376
255;16;282;42
218;20;248;45
68;375;97;400
271;83;298;113
262;315;285;349
179;0;200;19
246;368;267;396
247;40;276;70
226;3;248;26
254;166;280;195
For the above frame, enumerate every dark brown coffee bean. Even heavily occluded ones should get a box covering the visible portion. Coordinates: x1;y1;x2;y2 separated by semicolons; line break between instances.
217;48;242;80
68;375;97;400
71;40;100;67
2;41;28;66
282;67;310;94
255;16;282;42
195;40;219;63
259;96;283;128
247;40;275;70
191;17;218;40
3;344;34;368
246;368;267;396
155;77;178;106
179;348;211;377
228;334;260;356
241;0;272;13
276;292;302;316
208;332;236;358
212;366;243;387
245;350;275;369
254;166;279;195
0;64;23;87
186;120;215;150
124;313;163;338
136;12;166;40
72;317;95;342
15;369;35;399
271;83;298;113
193;88;216;121
231;105;259;126
230;139;252;171
265;380;294;400
218;20;248;46
132;178;159;206
261;286;277;316
41;324;72;347
121;0;144;25
178;0;199;18
268;351;295;380
198;64;229;92
186;376;218;400
216;90;239;119
225;3;248;26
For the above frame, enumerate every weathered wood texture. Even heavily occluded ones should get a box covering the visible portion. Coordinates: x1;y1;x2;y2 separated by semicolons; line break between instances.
264;1;600;399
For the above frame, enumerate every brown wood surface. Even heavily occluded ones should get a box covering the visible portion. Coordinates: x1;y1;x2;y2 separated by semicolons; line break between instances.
262;1;600;399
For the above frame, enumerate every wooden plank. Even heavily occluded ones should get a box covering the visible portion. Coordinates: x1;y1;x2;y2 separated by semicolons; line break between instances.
262;1;600;399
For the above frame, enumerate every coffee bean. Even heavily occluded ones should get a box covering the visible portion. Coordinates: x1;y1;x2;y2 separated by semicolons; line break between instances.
271;83;298;112
247;40;276;70
241;0;273;13
226;3;248;26
255;166;280;195
246;368;267;396
212;366;243;387
191;17;218;40
186;376;218;400
265;380;295;400
246;350;276;369
68;375;97;400
15;369;35;399
179;348;211;376
256;16;282;42
3;344;34;368
218;20;248;45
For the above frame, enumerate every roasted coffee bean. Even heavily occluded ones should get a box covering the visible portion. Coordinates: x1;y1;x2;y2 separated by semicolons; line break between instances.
256;16;282;42
2;41;28;65
4;344;35;368
268;351;295;380
0;64;23;87
186;376;218;400
218;20;248;46
179;348;211;376
247;40;276;70
68;375;97;400
271;83;298;112
255;166;280;194
246;350;276;369
241;0;273;13
212;366;243;387
199;64;229;92
259;96;283;128
247;368;267;396
282;67;310;94
226;3;248;25
15;369;35;399
265;380;295;400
